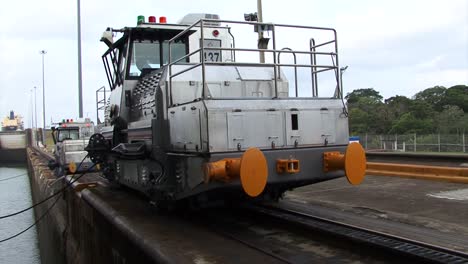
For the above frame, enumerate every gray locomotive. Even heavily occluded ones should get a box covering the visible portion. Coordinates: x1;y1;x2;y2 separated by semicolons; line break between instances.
87;14;366;207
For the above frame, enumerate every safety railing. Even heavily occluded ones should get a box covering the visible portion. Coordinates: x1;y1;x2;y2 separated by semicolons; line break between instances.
167;19;340;106
278;48;298;97
95;86;110;124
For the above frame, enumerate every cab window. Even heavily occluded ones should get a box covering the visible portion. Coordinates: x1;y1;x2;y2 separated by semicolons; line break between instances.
57;129;80;142
162;41;187;65
128;40;187;77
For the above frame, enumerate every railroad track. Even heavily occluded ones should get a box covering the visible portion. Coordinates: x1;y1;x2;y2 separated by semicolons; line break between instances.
242;204;468;264
197;207;377;263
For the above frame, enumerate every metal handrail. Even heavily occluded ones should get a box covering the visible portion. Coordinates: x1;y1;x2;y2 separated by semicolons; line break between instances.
202;46;336;56
332;30;342;99
310;38;318;97
200;20;207;98
278;48;298;97
201;61;336;69
170;63;202;79
168;19;204;107
170;48;202;65
227;27;236;61
310;39;336;49
271;25;278;98
167;18;340;106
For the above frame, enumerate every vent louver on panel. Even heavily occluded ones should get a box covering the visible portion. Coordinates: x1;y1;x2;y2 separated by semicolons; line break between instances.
130;70;162;121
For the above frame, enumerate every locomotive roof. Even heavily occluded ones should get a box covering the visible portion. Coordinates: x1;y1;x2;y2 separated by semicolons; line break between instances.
110;24;196;47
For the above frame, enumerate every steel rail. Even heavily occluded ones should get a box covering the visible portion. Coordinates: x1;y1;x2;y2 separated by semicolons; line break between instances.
209;226;293;264
248;204;468;264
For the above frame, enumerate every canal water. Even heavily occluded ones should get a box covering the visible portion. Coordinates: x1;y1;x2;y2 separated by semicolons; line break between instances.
0;165;41;263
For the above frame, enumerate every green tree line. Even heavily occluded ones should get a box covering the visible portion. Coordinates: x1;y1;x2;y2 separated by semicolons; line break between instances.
346;85;468;135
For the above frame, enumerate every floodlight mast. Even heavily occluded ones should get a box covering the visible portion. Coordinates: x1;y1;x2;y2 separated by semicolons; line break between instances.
34;86;37;130
40;50;47;143
257;0;265;63
244;0;265;63
77;0;83;118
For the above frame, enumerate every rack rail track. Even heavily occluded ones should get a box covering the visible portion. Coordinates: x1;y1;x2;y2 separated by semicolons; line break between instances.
247;204;468;263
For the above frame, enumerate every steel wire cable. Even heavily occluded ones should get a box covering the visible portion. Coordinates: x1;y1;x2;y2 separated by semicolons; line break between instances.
0;172;28;182
0;194;62;243
0;155;93;220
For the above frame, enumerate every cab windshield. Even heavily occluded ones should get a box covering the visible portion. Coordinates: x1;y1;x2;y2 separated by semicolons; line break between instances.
129;40;186;77
57;129;80;142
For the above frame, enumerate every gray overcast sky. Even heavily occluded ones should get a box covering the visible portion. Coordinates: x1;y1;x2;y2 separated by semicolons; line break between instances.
0;0;466;128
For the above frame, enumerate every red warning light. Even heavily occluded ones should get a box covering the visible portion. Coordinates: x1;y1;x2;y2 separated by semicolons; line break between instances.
212;30;219;37
159;16;167;23
148;16;156;23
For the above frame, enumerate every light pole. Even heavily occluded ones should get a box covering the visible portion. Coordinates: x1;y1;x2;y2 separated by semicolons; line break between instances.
339;65;348;98
34;86;38;129
34;86;38;145
29;89;33;128
244;1;265;63
77;0;83;118
40;50;47;144
257;0;265;63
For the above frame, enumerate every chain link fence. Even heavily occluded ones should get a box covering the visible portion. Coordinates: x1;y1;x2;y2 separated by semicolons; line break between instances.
355;134;467;153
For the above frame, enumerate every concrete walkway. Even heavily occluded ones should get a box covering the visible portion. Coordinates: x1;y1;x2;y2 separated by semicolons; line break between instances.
284;175;468;250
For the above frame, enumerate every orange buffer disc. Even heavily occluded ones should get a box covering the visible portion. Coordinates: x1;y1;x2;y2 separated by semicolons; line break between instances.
69;162;77;174
240;148;268;197
344;142;367;185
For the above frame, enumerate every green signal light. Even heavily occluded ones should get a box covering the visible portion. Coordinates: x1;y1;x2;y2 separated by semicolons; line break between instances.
137;15;145;25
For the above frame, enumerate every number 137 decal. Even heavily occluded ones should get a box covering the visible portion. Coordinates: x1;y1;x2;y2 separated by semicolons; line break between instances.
204;52;220;62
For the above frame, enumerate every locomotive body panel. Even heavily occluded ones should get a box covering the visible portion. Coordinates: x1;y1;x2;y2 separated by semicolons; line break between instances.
203;99;348;152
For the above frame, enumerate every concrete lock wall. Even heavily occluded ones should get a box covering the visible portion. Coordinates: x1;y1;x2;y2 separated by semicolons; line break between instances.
28;149;66;264
27;149;157;264
0;130;28;163
0;132;26;148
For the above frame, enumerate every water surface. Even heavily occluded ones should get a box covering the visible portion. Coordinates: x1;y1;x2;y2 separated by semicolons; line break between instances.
0;165;41;263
